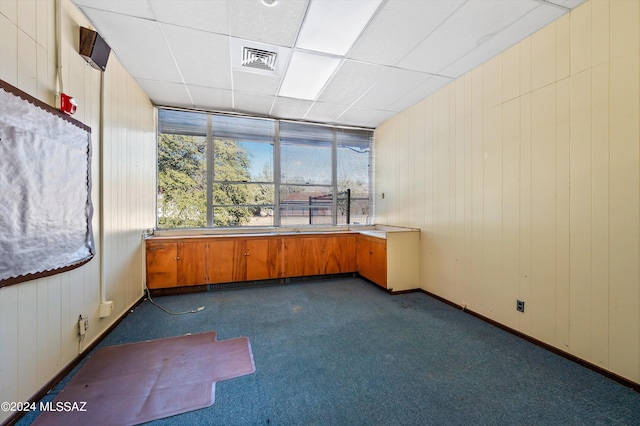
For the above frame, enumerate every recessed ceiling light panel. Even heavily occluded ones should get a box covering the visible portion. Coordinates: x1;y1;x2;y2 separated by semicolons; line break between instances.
297;0;383;56
279;51;341;100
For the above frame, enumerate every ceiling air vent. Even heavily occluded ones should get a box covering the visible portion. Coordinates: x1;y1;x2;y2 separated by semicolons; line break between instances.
242;47;277;71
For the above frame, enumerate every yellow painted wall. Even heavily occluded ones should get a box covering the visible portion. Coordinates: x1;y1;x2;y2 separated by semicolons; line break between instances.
375;0;640;383
0;1;156;421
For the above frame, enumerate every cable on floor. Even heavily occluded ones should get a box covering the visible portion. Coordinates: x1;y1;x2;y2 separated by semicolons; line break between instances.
145;286;205;315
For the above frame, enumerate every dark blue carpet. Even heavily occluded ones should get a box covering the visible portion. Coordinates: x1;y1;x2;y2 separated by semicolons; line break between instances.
21;278;640;425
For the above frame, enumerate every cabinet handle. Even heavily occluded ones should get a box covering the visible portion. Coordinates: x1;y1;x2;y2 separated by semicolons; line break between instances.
176;257;180;260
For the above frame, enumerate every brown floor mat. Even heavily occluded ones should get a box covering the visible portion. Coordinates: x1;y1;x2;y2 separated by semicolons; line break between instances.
32;331;255;426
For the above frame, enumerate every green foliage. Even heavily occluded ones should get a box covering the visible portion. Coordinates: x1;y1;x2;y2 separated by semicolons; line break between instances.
212;140;252;226
157;135;255;228
157;134;206;228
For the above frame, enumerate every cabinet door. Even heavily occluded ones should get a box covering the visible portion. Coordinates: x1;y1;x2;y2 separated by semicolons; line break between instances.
282;236;324;277
357;237;373;280
177;241;208;286
245;238;282;281
208;238;243;283
146;242;178;289
369;238;387;287
357;236;387;288
324;235;357;274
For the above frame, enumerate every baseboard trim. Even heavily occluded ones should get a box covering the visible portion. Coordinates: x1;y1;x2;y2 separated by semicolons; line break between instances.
415;288;640;393
2;295;146;426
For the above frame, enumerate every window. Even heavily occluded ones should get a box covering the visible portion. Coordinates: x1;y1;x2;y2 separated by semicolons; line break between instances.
157;109;372;228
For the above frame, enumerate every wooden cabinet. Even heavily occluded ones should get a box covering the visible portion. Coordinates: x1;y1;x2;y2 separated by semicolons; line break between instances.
282;236;325;277
207;237;282;282
357;235;387;288
356;229;420;291
146;240;208;288
177;241;208;286
282;234;357;277
147;236;283;288
324;234;357;274
207;238;242;283
146;241;178;289
145;228;418;291
244;238;282;281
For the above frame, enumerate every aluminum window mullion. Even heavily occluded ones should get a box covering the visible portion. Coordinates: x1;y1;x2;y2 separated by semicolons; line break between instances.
273;120;281;227
206;114;214;227
331;128;338;226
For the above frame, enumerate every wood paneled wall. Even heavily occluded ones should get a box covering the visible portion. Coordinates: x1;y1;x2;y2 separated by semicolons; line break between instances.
375;0;640;383
0;1;155;421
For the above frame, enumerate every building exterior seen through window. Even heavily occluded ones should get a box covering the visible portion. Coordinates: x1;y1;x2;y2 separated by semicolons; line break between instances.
157;109;372;228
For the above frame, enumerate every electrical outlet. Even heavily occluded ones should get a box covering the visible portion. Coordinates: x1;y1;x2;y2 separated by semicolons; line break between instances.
516;300;525;313
78;315;88;336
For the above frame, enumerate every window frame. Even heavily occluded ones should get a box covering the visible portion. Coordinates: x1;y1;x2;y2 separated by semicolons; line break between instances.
157;109;373;229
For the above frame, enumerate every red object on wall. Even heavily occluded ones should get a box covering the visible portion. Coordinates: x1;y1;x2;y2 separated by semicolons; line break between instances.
60;93;77;115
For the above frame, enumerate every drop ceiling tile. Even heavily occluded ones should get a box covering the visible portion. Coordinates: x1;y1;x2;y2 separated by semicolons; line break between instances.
189;85;233;111
397;0;539;74
149;0;228;33
136;79;192;107
80;10;182;82
234;92;275;117
233;70;281;96
227;0;308;47
161;23;231;89
387;74;453;111
354;67;431;111
440;3;566;78
337;107;395;129
548;0;587;8
349;0;465;66
271;97;313;121
74;0;154;19
317;60;387;106
305;102;350;124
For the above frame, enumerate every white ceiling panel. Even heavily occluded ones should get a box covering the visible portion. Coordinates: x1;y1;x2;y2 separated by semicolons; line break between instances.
271;97;313;121
317;60;387;106
234;92;275;117
161;24;231;89
354;67;432;111
387;74;453;112
137;79;193;108
74;0;155;20
304;102;350;124
150;0;228;34
233;71;282;97
349;0;465;66
338;107;396;129
227;0;308;47
73;0;585;129
548;0;586;8
397;0;540;75
440;3;566;78
81;10;182;82
189;85;233;111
